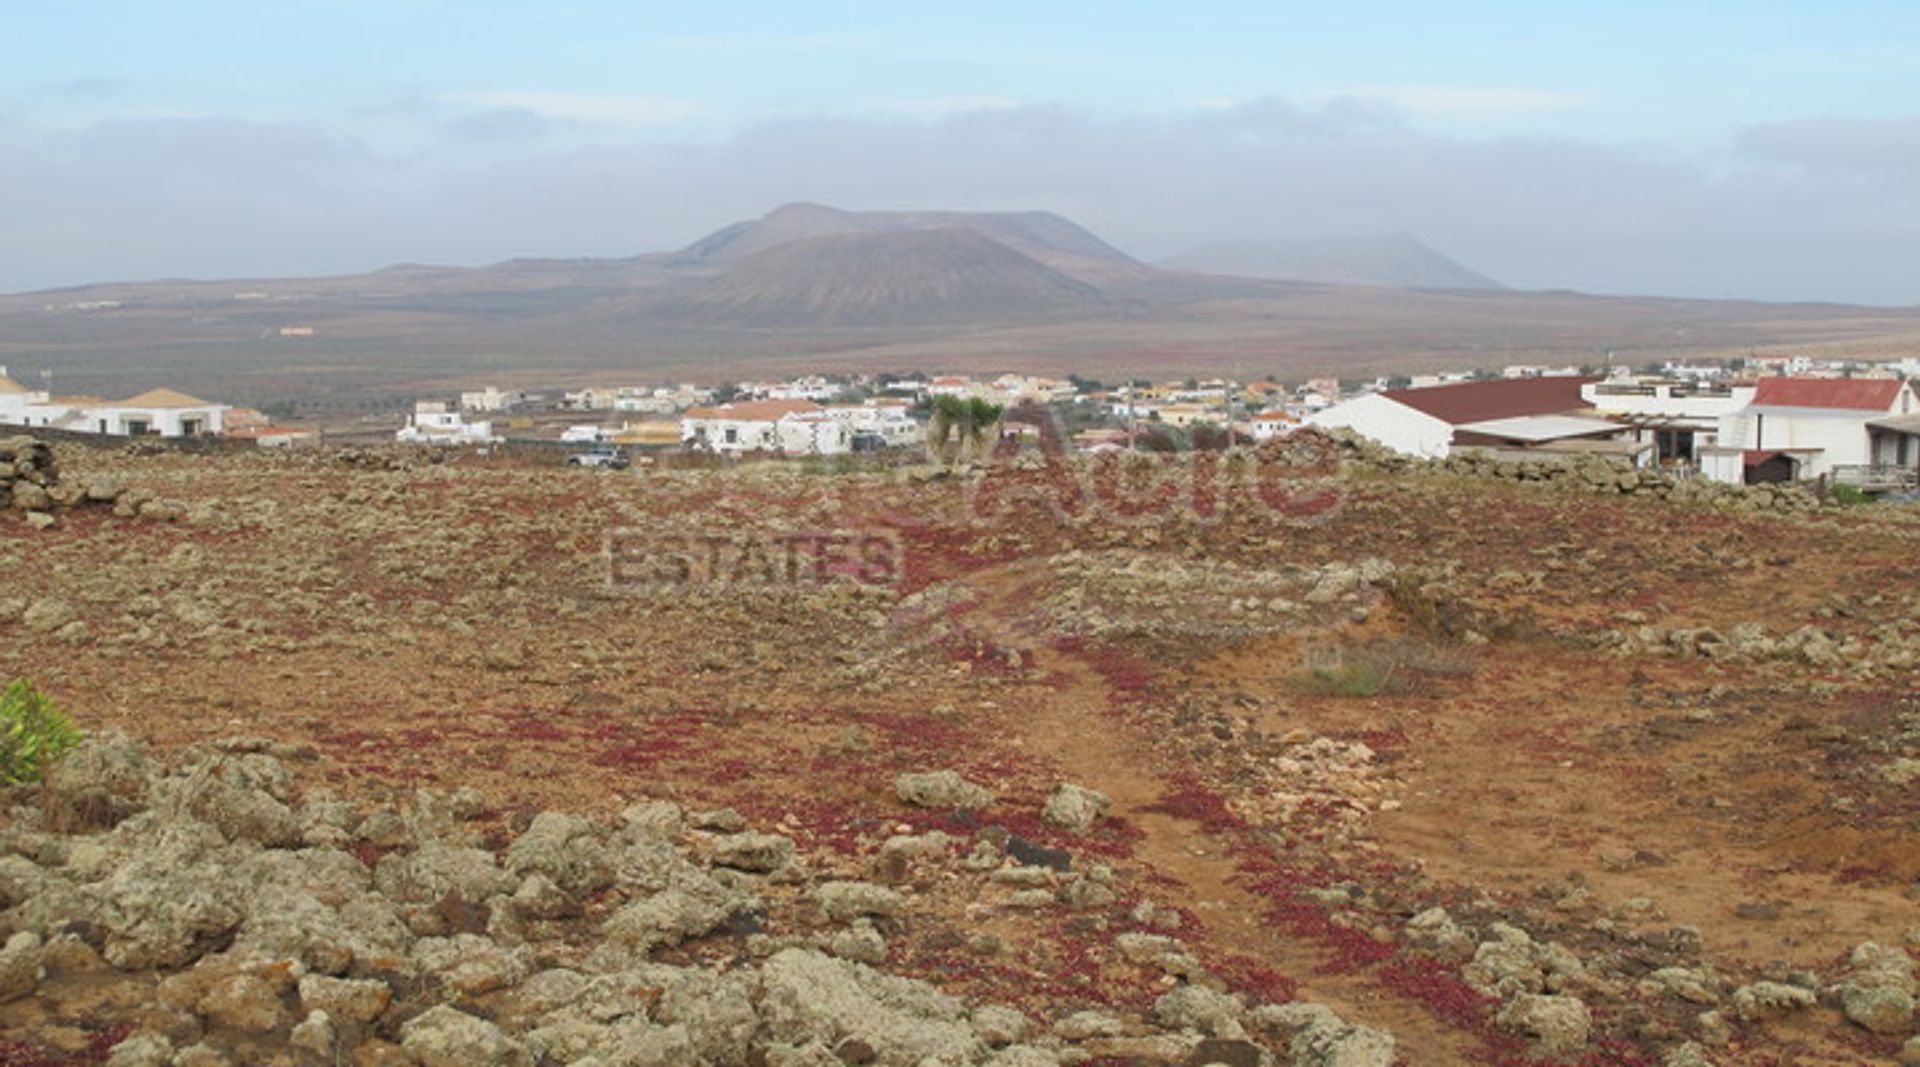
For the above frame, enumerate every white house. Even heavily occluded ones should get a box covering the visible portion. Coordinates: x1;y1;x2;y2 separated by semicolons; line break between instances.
1580;375;1756;466
1307;377;1600;459
1250;410;1301;441
681;399;851;456
397;401;495;445
460;387;518;413
0;368;228;436
560;424;611;444
744;376;844;402
775;410;852;455
825;400;924;448
1700;377;1919;485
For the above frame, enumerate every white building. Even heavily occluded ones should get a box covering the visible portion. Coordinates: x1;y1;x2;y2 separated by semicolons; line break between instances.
1308;377;1603;460
681;399;851;456
1250;411;1301;441
459;387;518;413
992;374;1076;404
744;376;844;402
825;400;924;449
396;401;495;445
1580;375;1756;466
560;424;611;444
0;368;228;436
1700;377;1919;485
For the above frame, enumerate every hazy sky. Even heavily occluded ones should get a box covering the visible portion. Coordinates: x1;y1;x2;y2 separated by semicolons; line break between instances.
3;1;1917;303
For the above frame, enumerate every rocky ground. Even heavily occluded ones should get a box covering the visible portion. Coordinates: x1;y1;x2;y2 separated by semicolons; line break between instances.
1;436;1918;1067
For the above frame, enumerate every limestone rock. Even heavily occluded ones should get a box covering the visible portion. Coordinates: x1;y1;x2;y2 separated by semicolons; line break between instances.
0;931;44;1002
1042;783;1110;832
894;770;994;811
1496;993;1591;1055
400;1004;531;1067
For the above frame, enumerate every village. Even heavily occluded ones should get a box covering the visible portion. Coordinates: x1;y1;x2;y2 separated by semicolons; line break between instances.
6;354;1919;495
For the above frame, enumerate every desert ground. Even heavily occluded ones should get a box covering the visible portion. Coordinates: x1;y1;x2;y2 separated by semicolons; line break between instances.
2;435;1918;1066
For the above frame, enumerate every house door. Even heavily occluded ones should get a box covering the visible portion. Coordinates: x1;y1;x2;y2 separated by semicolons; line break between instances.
181;416;204;436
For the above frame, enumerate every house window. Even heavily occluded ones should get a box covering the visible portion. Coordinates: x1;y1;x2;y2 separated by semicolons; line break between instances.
724;427;738;444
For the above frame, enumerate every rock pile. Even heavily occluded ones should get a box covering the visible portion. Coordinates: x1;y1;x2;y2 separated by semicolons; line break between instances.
1;435;127;528
0;735;1397;1067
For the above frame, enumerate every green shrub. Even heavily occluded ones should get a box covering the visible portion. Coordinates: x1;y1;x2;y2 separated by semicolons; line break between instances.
1295;638;1475;699
1828;483;1875;507
0;678;82;784
1298;658;1394;697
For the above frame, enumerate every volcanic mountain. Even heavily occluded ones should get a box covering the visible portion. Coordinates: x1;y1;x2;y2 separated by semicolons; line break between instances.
1160;233;1503;291
644;227;1112;327
668;202;1152;285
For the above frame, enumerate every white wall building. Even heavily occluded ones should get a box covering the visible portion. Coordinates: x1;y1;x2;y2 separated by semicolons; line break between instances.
397;401;495;445
681;399;851;455
560;424;610;444
1307;377;1597;459
825;401;924;448
1250;411;1301;441
1580;376;1756;465
1701;377;1919;484
0;368;228;436
1308;391;1455;457
459;387;518;413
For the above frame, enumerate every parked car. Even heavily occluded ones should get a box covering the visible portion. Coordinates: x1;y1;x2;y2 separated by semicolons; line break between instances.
566;448;630;470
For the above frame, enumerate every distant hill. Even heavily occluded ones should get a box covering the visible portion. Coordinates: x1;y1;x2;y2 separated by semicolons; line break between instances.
1159;234;1503;291
8;202;1920;406
645;228;1111;327
670;202;1150;285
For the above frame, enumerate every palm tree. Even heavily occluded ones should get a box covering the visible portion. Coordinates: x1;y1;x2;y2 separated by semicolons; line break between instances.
925;395;1005;464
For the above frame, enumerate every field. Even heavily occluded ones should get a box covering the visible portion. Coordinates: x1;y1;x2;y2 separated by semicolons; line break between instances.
2;439;1919;1065
7;276;1920;410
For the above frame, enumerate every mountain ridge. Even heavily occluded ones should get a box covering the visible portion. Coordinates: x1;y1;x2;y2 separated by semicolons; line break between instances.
1159;233;1503;291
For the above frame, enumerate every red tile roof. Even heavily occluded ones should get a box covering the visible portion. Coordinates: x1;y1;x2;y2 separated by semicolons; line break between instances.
1381;377;1595;426
1751;377;1905;412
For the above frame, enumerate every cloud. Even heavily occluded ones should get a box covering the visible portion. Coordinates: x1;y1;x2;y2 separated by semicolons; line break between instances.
0;97;1914;304
440;91;701;125
447;107;557;141
45;76;128;100
1736;114;1920;181
849;97;1023;119
1313;86;1590;120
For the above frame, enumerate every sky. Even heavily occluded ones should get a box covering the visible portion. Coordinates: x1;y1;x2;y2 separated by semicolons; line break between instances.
2;1;1917;303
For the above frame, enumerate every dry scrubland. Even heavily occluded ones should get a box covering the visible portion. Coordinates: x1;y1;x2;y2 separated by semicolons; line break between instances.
2;437;1919;1067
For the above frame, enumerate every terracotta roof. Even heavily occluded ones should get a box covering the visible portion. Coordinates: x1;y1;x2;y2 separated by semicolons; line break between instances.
0;372;27;395
115;387;214;408
682;399;823;421
1750;377;1906;412
1253;411;1298;421
1381;377;1595;425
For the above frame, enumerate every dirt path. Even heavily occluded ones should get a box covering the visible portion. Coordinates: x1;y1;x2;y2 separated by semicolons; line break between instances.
939;560;1486;1063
